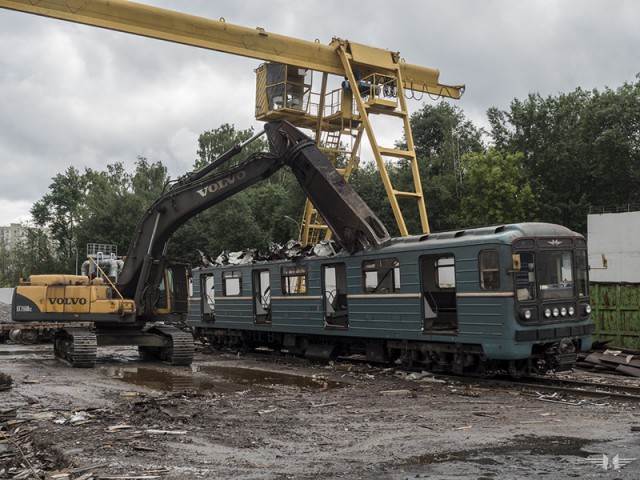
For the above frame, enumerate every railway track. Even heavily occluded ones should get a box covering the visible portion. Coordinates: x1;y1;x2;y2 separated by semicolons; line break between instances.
519;375;640;402
447;373;640;403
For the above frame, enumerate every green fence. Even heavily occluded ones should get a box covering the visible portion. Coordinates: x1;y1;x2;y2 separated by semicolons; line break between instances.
590;283;640;349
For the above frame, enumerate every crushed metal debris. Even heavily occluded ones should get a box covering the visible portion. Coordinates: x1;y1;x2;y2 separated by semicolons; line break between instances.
199;239;339;267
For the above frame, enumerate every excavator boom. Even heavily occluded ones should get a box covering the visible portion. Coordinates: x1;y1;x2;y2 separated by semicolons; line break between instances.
117;121;389;307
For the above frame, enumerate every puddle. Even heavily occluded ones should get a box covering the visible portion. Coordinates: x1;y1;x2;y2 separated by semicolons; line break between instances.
410;436;593;466
101;366;240;393
101;364;338;393
198;365;338;390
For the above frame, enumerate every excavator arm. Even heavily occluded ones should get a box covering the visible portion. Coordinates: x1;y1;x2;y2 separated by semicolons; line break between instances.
116;121;390;308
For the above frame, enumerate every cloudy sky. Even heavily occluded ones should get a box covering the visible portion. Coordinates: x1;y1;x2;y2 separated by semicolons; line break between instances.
0;0;638;225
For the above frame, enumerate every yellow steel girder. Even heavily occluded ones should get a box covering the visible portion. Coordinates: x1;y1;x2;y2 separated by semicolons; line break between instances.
0;0;464;99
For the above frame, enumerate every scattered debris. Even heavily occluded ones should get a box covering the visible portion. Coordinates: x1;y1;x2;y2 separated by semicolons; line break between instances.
472;411;503;420
144;429;187;435
405;371;433;381
310;401;338;408
379;389;412;396
257;408;278;415
578;349;640;377
0;372;12;390
534;391;610;406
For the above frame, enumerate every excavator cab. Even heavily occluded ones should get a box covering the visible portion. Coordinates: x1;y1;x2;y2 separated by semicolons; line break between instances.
155;262;190;319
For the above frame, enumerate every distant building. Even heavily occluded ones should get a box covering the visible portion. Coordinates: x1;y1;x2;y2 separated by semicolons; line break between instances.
0;223;26;252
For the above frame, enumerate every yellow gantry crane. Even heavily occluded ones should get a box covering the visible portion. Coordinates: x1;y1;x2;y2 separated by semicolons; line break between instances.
0;0;464;241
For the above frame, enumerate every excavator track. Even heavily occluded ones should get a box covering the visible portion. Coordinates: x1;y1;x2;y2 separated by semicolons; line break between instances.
53;329;97;368
147;325;194;366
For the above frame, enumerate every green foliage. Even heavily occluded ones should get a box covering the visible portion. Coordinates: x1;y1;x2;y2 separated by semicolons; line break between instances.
30;166;87;271
12;226;63;281
409;102;485;232
460;149;538;226
487;76;640;232
194;123;266;171
78;158;169;257
349;162;396;234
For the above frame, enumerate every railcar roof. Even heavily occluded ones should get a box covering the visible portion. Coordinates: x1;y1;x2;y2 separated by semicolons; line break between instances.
198;223;583;270
376;222;582;254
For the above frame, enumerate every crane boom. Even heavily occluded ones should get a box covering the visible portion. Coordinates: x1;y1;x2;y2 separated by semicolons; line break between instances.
0;0;464;98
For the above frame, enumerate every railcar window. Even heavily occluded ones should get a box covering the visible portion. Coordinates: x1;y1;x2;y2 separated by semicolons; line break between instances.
575;250;589;297
538;250;574;300
202;274;215;313
201;273;215;321
362;258;400;293
222;271;242;296
282;265;307;295
479;250;500;290
435;256;455;289
514;251;536;300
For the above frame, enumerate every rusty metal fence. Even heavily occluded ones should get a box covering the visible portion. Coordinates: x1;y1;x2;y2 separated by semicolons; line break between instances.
590;283;640;349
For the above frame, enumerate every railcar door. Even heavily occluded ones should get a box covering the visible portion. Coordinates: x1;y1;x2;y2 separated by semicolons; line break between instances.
252;269;272;325
323;263;348;328
420;254;458;332
200;272;215;322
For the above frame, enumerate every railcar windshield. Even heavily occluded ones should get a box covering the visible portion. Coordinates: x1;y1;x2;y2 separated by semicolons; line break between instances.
537;251;574;299
514;249;584;301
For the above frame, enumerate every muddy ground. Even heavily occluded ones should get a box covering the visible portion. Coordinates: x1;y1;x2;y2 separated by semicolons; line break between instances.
2;342;640;480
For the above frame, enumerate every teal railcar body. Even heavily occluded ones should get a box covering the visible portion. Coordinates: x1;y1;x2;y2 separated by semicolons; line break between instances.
188;223;594;375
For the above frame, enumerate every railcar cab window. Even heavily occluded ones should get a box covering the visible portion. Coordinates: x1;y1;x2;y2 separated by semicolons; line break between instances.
514;250;578;301
538;251;575;300
362;258;400;293
514;251;536;301
281;265;307;295
222;271;242;296
479;250;500;290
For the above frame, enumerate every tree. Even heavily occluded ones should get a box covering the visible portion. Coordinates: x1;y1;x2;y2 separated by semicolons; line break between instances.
487;76;640;233
78;158;169;260
460;149;538;226
31;166;88;272
349;162;396;234
408;103;485;231
12;225;62;281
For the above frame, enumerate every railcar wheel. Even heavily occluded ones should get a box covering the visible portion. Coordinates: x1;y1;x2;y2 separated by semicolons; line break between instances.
507;360;527;379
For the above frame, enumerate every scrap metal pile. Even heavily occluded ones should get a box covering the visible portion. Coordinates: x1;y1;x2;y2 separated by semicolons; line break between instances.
578;347;640;377
198;239;339;267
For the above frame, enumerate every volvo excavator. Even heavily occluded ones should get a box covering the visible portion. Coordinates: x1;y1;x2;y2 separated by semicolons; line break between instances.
11;121;390;367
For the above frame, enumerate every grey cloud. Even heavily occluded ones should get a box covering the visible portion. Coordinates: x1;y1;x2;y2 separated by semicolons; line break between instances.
0;0;639;225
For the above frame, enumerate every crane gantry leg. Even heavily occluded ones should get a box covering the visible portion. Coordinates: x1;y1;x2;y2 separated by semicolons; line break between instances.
335;43;431;236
